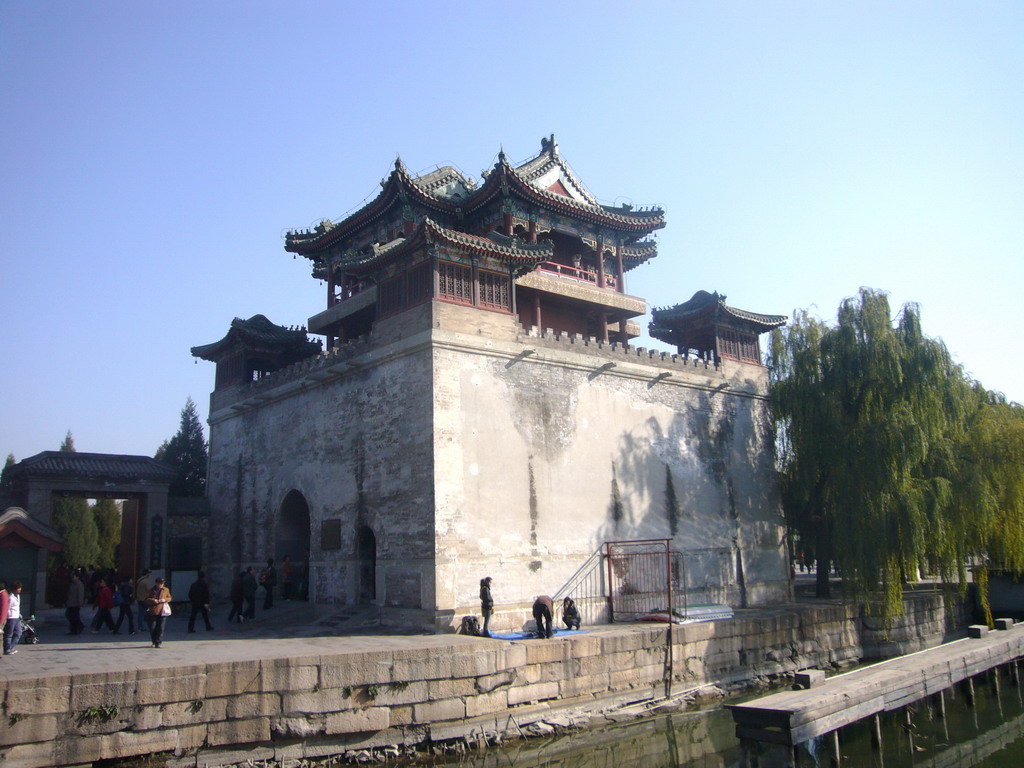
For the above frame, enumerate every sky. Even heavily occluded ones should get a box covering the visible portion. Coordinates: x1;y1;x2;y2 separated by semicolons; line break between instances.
2;2;1022;462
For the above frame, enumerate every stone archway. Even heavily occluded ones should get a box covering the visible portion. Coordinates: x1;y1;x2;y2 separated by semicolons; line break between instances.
277;490;311;600
356;524;376;603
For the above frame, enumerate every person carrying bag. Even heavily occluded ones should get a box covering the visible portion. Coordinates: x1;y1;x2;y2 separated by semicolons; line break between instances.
145;577;172;648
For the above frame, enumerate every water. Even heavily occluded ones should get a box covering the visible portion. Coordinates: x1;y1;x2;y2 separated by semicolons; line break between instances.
408;669;1024;767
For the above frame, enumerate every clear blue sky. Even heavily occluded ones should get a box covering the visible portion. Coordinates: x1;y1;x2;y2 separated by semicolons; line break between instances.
2;2;1022;461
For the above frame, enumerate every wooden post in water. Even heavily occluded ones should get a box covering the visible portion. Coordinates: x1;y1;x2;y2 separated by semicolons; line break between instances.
904;708;915;758
938;689;949;743
871;714;885;767
994;665;1004;718
829;729;841;765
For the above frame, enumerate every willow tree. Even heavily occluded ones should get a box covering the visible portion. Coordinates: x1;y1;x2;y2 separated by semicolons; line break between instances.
769;289;973;617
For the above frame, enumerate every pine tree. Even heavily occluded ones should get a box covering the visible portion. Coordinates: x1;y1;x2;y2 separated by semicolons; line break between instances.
50;431;100;567
93;498;122;569
156;398;208;497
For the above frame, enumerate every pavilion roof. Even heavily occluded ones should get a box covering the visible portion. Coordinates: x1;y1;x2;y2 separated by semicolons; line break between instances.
285;137;665;256
649;290;787;343
324;218;554;277
191;315;322;362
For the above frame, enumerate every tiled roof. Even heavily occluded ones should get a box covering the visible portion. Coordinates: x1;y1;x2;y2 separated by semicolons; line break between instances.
7;452;178;483
284;139;664;256
0;506;63;549
650;291;787;339
191;315;322;362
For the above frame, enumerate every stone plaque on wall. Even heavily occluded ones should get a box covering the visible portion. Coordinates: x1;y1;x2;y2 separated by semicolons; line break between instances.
322;519;341;550
149;515;164;569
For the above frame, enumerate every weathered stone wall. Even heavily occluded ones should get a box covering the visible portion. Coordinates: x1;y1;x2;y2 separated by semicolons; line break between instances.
205;304;437;624
431;303;787;632
204;300;787;631
0;595;968;768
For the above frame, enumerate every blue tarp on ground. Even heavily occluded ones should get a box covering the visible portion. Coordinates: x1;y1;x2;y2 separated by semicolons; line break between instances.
488;629;586;640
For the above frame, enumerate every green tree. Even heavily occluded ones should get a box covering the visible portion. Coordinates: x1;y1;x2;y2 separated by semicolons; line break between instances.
51;431;100;567
93;498;122;569
769;289;975;617
156;398;208;497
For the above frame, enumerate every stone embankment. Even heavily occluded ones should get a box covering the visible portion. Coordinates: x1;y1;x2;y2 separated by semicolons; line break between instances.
0;593;966;768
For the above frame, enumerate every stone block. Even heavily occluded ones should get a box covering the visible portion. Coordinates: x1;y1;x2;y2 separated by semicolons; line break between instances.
507;681;559;706
412;697;466;723
271;713;327;739
476;669;517;693
388;704;415;726
995;618;1014;630
968;625;989;638
319;656;394;689
391;654;452;681
259;661;319;693
176;724;209;751
130;704;164;730
427;677;477;699
282;687;356;714
195;746;275;767
204;660;262;697
559;672;611;699
225;692;282;719
136;673;207;705
0;714;58;747
206;716;271;747
577;653;615;677
324;706;390;734
794;669;827;689
524;640;566;664
0;741;58;768
451;650;500;678
159;697;229;727
503;643;528;668
465;688;508;718
69;680;137;710
5;684;70;715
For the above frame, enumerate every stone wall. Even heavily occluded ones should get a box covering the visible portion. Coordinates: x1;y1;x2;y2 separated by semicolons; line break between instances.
203;299;788;631
0;594;967;768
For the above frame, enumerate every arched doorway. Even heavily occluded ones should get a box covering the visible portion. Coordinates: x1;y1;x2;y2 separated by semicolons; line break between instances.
356;524;376;603
277;490;311;600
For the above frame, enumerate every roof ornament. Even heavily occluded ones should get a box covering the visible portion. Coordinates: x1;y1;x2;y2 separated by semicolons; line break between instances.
540;134;558;157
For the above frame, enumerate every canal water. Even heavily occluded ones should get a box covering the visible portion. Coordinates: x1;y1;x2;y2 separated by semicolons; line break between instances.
409;668;1024;767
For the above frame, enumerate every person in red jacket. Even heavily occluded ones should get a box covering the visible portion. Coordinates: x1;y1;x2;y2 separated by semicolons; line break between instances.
0;580;9;657
90;579;116;633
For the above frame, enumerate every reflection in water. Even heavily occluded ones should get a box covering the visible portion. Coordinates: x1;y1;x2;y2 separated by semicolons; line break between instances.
407;668;1024;768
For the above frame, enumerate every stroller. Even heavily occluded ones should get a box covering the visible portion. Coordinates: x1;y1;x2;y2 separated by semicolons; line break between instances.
19;615;39;645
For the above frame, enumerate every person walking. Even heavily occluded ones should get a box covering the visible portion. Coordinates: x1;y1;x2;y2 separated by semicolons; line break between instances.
227;570;245;623
0;580;8;656
242;566;257;621
532;594;554;639
3;581;24;654
479;576;494;638
280;556;294;601
65;572;86;634
259;558;277;610
145;577;172;648
187;571;215;632
90;579;116;633
113;578;136;635
134;569;152;630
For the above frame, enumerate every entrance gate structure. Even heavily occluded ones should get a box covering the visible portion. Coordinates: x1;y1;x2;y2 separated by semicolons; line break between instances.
1;452;178;602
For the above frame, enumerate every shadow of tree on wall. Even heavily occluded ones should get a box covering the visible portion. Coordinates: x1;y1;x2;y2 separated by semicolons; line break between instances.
596;376;782;606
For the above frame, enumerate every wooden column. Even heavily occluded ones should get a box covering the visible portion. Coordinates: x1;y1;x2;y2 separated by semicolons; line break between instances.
471;260;480;307
503;213;513;236
533;294;542;331
619;312;629;345
615;244;625;293
327;268;335;307
528;219;537;243
599;312;608;343
596;240;605;289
